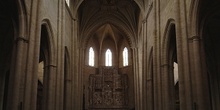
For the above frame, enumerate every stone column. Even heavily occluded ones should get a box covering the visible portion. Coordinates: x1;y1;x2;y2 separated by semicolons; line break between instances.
71;19;77;110
22;0;43;110
78;46;85;110
71;18;82;110
64;53;72;110
131;47;141;110
191;36;211;110
161;63;175;110
0;68;6;109
142;20;147;110
6;36;28;110
44;65;57;110
175;0;193;110
55;0;65;109
153;0;163;109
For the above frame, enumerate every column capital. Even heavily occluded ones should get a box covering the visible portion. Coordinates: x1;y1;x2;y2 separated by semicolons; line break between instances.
188;36;200;41
44;64;57;68
160;64;171;68
73;18;78;21
16;36;29;43
79;46;86;50
130;46;138;50
142;19;147;23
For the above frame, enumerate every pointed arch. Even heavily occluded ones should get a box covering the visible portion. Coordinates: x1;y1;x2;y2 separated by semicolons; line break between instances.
197;1;220;109
161;19;179;110
0;1;21;109
36;19;56;110
41;19;56;65
162;18;175;60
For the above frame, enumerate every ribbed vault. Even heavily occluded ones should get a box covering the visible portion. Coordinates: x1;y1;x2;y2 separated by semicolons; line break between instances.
78;0;141;48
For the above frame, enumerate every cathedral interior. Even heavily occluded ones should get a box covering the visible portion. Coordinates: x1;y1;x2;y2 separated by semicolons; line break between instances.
0;0;220;110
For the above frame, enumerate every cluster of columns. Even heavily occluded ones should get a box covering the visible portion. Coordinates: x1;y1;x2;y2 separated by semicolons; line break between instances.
3;0;81;110
134;0;212;110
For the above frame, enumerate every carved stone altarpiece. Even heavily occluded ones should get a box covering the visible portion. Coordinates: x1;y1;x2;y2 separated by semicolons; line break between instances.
88;67;128;109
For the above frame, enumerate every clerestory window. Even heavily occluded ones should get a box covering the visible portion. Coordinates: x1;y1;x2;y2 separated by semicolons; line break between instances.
89;47;94;66
105;49;112;66
123;47;128;66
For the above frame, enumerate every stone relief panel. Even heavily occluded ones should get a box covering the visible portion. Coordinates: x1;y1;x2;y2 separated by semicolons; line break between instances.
88;66;128;109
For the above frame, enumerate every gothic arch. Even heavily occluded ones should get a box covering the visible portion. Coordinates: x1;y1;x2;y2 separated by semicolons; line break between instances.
36;19;56;110
0;1;21;109
197;1;220;109
41;19;56;65
162;18;176;62
190;0;220;37
161;19;178;110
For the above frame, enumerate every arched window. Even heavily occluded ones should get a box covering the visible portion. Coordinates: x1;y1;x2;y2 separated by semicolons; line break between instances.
123;47;128;66
89;47;94;66
105;49;112;66
65;0;70;6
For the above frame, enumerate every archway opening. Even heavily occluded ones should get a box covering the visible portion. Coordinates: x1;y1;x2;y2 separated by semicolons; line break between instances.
196;0;220;109
202;10;220;110
167;24;179;110
0;1;18;109
37;25;50;110
79;1;138;109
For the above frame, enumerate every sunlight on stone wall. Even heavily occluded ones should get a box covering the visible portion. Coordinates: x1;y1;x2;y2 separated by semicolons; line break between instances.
38;62;44;84
174;62;178;85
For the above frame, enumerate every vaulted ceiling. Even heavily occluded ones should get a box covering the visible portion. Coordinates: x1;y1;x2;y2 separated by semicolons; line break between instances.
77;0;144;47
74;0;150;12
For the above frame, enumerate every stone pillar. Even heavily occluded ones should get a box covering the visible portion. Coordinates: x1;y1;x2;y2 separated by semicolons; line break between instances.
64;53;72;110
161;63;175;110
142;20;147;110
154;0;162;109
55;0;65;109
147;75;154;110
71;19;78;110
191;36;211;110
0;68;6;109
22;0;42;110
175;0;193;110
6;36;28;110
44;65;57;110
78;47;85;110
131;47;141;110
